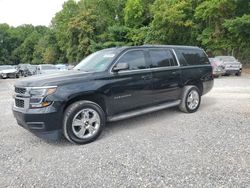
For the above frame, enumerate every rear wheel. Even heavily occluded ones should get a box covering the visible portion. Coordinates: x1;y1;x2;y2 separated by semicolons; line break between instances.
179;86;201;113
63;100;105;144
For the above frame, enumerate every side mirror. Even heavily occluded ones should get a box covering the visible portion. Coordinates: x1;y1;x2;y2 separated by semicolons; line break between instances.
113;63;129;72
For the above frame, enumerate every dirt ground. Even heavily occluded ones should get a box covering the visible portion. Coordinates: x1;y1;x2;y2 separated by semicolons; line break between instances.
1;74;250;187
243;67;250;74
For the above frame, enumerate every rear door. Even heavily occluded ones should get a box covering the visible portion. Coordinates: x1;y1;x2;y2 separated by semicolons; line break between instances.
109;49;154;115
148;48;182;103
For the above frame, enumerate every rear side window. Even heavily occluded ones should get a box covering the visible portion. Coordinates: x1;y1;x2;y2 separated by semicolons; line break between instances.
177;49;209;65
149;49;177;68
117;50;146;70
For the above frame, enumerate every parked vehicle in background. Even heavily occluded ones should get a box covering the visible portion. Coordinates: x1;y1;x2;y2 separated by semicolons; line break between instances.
27;65;37;76
13;45;214;144
215;56;242;76
55;64;68;71
67;64;75;70
36;64;59;75
17;64;37;77
0;65;19;79
209;58;226;77
17;64;30;77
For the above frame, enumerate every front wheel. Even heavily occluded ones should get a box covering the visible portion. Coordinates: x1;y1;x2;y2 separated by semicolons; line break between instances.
179;86;201;113
63;100;105;144
235;71;241;76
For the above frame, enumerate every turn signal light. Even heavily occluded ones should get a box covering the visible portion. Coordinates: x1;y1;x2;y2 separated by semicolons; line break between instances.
42;102;52;107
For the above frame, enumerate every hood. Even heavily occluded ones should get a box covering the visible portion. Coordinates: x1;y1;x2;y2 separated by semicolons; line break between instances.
222;60;241;65
0;69;17;73
15;70;95;87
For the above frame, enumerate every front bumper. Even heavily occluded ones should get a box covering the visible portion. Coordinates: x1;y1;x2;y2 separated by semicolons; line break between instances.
12;103;63;140
225;68;241;75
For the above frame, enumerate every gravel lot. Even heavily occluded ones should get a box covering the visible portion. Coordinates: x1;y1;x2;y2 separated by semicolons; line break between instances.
1;74;250;187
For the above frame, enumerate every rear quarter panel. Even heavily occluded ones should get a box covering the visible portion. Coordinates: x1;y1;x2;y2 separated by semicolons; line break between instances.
181;65;214;95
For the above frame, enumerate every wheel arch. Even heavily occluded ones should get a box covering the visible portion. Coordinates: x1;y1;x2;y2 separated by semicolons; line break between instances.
63;92;107;116
184;79;203;95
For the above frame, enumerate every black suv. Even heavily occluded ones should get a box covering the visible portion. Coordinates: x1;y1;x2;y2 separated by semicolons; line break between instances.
13;45;213;144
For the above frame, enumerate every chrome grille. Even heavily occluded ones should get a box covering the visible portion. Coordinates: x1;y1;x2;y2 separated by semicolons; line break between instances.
15;87;26;95
15;98;25;108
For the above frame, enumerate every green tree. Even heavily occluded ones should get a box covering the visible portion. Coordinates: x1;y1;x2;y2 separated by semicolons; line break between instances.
147;0;195;45
195;0;236;53
66;10;98;62
124;0;144;28
52;0;79;62
224;14;250;63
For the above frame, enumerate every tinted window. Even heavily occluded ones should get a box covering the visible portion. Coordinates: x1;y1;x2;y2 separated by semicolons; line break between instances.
149;49;177;68
175;50;188;66
117;50;146;70
178;49;209;65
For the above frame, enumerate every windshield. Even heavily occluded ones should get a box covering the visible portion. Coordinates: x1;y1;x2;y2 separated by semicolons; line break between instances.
0;66;14;70
41;65;56;70
74;49;117;72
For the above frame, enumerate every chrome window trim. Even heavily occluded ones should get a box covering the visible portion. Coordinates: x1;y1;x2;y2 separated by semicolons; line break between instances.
109;48;180;74
171;49;180;66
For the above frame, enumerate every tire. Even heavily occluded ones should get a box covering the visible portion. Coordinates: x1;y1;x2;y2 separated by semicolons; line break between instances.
63;100;105;144
236;72;241;76
179;86;201;113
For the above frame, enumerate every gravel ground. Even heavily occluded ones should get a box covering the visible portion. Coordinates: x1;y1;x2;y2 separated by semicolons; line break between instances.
0;74;250;187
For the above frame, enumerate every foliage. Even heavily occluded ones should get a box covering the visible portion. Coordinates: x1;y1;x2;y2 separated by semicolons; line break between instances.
124;0;144;28
194;0;236;52
147;0;195;45
66;10;98;62
0;0;250;65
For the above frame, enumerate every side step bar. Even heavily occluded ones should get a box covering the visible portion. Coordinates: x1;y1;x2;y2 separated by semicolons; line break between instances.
107;100;181;122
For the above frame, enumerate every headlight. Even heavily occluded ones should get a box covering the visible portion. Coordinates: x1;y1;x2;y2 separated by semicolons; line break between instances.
29;86;57;108
29;86;57;97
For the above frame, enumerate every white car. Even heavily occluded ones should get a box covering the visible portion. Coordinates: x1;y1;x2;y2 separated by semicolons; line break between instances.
55;64;68;71
215;56;242;76
36;64;60;75
0;65;19;79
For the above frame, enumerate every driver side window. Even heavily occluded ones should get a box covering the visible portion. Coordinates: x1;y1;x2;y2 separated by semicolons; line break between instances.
117;50;147;70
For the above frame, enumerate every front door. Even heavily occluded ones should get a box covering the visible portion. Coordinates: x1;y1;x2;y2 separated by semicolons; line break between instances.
109;49;154;115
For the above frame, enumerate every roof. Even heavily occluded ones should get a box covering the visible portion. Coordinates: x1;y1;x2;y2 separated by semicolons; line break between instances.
107;45;201;51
